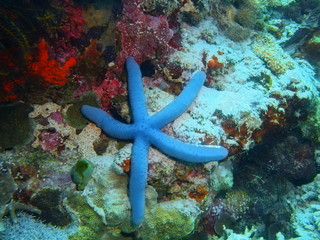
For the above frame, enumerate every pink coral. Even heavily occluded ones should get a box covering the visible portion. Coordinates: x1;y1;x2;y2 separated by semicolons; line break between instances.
50;112;64;124
50;39;79;65
39;130;64;151
90;0;176;109
59;0;86;39
93;71;126;109
116;0;175;66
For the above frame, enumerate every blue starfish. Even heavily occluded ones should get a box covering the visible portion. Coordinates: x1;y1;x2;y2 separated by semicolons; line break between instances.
81;57;228;226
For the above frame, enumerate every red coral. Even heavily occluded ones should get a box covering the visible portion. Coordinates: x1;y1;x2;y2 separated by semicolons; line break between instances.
116;0;175;66
0;78;24;102
207;55;224;70
28;39;77;86
0;52;26;102
189;185;208;203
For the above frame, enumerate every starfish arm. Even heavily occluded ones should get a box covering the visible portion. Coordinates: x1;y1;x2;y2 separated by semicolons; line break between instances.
81;105;134;140
148;129;228;162
149;71;206;128
129;136;150;226
126;57;149;121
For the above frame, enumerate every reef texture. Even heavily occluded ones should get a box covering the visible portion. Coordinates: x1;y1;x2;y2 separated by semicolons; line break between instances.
0;0;320;240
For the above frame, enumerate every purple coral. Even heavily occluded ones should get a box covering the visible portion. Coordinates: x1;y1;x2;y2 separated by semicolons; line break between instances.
203;199;225;235
39;129;64;151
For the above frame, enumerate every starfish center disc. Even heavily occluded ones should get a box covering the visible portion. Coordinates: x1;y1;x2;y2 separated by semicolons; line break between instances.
133;122;151;137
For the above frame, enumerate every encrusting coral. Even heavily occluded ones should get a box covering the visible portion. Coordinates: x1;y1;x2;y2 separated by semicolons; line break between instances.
252;33;294;75
138;199;201;240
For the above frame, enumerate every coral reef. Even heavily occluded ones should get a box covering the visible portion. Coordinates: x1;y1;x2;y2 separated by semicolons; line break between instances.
93;73;127;110
210;162;234;192
0;1;320;239
81;153;130;227
300;97;320;146
203;189;251;236
0;0;86;104
30;188;72;227
59;0;86;40
63;92;100;129
269;0;296;7
81;57;228;225
0;213;72;240
141;0;180;16
302;30;320;63
290;174;320;240
65;192;106;240
0;202;41;232
212;226;264;240
0;164;17;206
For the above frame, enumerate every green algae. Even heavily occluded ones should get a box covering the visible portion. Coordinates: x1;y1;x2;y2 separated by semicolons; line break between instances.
71;159;94;191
